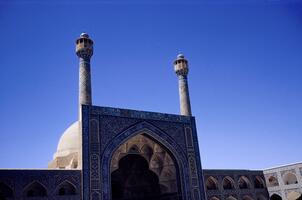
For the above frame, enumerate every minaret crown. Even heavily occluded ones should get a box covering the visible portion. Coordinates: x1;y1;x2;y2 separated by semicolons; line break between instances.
76;33;93;59
80;32;89;38
177;54;185;58
174;53;192;116
174;54;189;76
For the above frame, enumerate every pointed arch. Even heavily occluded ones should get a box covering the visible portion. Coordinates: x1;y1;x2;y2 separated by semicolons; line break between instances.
23;181;47;197
267;176;279;187
283;172;298;185
0;182;13;198
223;176;235;190
254;176;265;188
238;176;251;189
100;121;188;200
102;122;188;168
56;180;77;196
205;176;218;190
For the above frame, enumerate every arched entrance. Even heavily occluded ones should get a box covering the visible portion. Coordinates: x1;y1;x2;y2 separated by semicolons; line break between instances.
111;154;160;200
110;134;182;200
270;194;282;200
238;176;251;189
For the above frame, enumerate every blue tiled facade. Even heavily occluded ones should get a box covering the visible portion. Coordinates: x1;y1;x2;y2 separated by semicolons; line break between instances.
0;169;81;200
0;106;269;200
82;105;206;200
203;170;268;200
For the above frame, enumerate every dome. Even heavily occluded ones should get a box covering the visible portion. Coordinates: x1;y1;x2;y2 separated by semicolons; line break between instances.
80;32;89;38
177;53;185;59
54;121;80;158
49;121;80;169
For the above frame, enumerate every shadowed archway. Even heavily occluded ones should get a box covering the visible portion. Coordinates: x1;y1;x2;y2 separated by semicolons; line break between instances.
23;181;47;197
222;177;235;190
110;132;183;200
111;154;160;200
95;121;194;200
206;176;218;190
270;194;282;200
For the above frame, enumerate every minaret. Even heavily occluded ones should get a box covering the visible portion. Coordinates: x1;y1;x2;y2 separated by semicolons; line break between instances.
76;33;94;120
174;54;192;116
76;33;93;169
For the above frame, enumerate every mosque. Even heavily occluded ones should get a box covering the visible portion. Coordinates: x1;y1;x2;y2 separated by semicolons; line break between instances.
0;33;301;200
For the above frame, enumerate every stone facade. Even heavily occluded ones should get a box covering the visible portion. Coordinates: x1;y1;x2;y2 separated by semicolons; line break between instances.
0;168;271;200
81;105;206;200
203;170;268;200
263;162;302;200
0;169;81;200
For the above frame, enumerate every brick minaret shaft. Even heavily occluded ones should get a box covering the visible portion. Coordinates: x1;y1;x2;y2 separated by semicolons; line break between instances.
76;33;94;120
174;54;192;116
76;33;93;169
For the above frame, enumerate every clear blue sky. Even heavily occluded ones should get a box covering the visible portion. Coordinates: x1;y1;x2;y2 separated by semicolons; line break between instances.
0;0;301;169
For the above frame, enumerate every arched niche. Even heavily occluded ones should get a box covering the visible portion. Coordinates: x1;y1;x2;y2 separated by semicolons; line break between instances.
23;181;47;197
56;180;77;196
111;154;160;200
222;176;235;190
254;176;265;189
0;182;13;199
110;133;182;200
205;176;218;190
287;191;302;200
283;172;298;185
267;176;279;187
270;194;282;200
238;176;251;189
